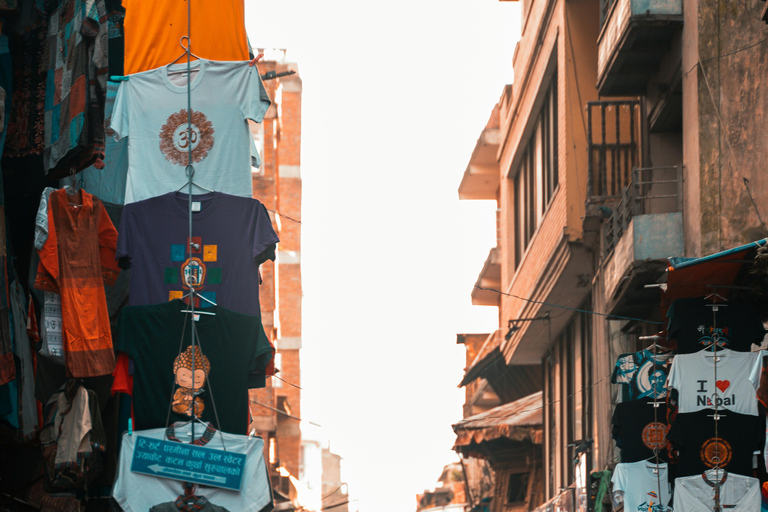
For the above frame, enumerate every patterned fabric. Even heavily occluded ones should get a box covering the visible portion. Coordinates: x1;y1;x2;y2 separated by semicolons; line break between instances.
34;188;119;377
34;187;57;250
43;0;108;177
10;280;37;440
5;1;48;158
611;349;675;401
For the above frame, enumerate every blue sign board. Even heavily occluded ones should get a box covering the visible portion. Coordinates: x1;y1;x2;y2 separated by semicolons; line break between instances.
131;436;246;491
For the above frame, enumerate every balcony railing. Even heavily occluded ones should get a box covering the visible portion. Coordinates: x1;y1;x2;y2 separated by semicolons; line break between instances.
603;165;682;258
587;100;643;201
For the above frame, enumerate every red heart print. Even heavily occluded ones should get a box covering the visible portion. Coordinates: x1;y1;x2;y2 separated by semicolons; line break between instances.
716;380;730;393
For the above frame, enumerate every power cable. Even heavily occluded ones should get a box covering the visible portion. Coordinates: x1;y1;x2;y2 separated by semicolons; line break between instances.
474;285;664;325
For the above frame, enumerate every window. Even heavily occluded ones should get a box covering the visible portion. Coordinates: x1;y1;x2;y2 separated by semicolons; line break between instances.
507;472;529;504
513;77;558;268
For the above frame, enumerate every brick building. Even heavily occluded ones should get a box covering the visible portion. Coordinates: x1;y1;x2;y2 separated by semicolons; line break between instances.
248;51;304;508
455;1;768;511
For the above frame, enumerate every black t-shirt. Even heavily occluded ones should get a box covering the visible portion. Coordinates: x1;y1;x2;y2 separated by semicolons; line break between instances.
666;409;765;478
612;398;669;463
666;297;765;353
116;299;273;434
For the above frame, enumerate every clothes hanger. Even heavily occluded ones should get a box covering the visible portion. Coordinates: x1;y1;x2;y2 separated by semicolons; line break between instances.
168;36;202;70
176;180;214;194
65;168;83;207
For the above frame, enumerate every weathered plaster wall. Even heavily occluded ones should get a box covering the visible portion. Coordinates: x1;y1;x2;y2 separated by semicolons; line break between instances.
696;0;768;255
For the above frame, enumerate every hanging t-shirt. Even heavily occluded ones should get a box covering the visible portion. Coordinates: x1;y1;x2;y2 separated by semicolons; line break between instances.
612;349;675;401
666;349;764;415
612;398;669;463
666;408;764;477
121;0;250;75
112;423;272;512
674;471;759;512
110;59;271;204
116;191;278;315
115;300;273;434
667;297;766;353
611;461;672;512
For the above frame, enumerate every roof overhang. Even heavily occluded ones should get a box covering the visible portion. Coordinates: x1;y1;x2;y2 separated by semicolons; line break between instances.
471;247;501;306
502;239;592;365
452;391;543;455
458;127;500;201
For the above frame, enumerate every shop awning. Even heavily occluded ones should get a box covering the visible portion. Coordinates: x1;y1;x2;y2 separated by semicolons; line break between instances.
452;391;543;452
662;238;768;308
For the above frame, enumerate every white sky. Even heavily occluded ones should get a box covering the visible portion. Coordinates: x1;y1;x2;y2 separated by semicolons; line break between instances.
245;2;522;511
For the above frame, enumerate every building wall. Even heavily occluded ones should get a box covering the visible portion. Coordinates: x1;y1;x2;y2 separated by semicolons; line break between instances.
249;56;303;479
498;0;599;331
688;0;768;255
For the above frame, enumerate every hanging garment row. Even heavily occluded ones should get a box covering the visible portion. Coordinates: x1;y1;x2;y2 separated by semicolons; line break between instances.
607;294;768;512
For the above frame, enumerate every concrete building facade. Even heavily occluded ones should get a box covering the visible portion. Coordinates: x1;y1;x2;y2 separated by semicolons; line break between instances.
456;1;768;510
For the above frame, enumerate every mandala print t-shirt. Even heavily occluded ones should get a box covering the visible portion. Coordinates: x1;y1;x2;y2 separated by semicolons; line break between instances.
111;59;271;203
612;349;675;402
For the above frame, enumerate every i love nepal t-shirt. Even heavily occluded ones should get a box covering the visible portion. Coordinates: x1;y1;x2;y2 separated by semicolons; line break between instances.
666;349;765;416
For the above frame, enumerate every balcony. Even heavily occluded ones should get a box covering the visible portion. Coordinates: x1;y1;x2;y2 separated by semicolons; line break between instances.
600;165;684;317
597;0;683;96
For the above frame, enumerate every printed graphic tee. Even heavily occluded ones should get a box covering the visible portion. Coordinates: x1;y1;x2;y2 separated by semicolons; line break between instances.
111;59;271;203
666;349;764;415
116;191;278;315
673;471;759;512
667;297;766;353
666;408;765;477
611;461;672;512
612;398;669;463
112;423;272;512
115;300;273;434
612;349;675;401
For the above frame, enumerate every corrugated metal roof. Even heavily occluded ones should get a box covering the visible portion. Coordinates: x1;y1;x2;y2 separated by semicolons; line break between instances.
452;391;543;448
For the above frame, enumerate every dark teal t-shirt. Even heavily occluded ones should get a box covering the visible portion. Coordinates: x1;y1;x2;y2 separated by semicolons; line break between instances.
116;299;272;434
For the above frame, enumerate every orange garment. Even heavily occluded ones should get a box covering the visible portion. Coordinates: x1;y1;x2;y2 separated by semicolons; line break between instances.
122;0;249;75
35;189;119;378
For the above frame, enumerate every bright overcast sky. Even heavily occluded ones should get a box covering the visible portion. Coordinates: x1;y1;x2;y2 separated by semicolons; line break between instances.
245;1;521;511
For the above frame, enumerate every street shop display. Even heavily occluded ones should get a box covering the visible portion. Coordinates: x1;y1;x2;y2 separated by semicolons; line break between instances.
611;348;674;401
0;1;278;510
111;59;271;204
115;300;273;434
673;471;760;512
610;294;768;512
113;423;272;512
116;191;278;315
610;461;672;512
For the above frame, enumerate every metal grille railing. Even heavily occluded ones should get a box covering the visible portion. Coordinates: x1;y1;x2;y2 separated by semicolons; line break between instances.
587;100;643;201
603;165;683;258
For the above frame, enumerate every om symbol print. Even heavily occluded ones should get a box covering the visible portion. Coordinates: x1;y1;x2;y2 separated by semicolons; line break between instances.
159;109;215;166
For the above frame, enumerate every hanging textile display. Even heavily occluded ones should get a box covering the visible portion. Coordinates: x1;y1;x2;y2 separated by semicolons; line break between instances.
666;409;764;476
116;191;278;313
110;60;271;203
121;0;250;75
112;423;272;512
611;348;674;402
612;398;669;463
43;0;109;177
666;297;765;353
666;348;763;416
115;300;273;434
34;188;120;378
673;470;760;512
611;461;672;512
